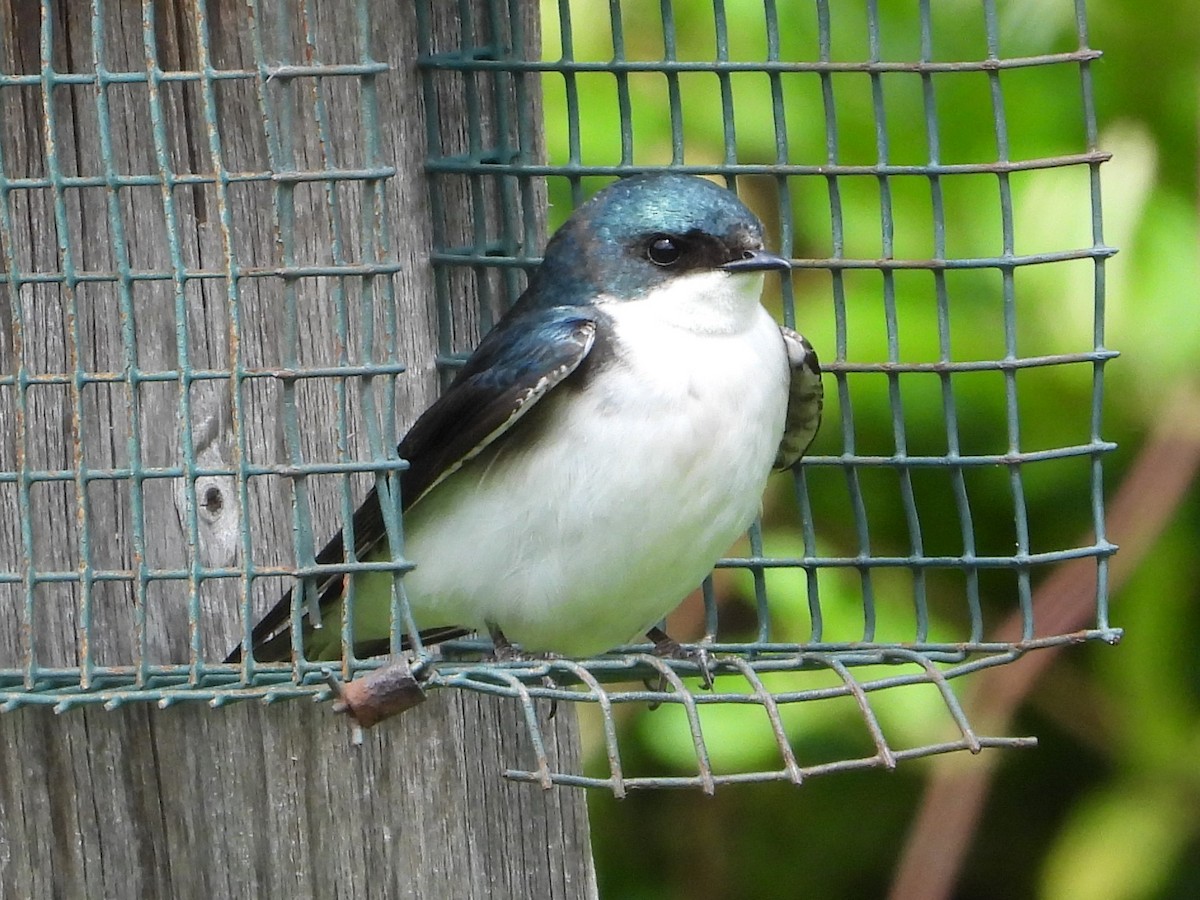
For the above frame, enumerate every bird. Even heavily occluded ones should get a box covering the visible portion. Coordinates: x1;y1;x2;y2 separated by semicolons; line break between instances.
227;172;823;665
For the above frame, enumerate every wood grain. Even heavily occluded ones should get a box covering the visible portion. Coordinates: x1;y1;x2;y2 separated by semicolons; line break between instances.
0;1;596;896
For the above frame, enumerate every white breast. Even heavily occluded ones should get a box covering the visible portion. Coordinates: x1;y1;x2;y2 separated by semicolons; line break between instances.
401;270;790;655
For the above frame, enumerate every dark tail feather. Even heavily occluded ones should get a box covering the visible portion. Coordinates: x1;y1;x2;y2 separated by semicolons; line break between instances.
224;614;472;664
353;626;475;659
222;487;472;663
224;584;304;663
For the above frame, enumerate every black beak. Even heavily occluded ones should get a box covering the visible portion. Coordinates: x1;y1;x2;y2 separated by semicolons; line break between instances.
720;250;792;273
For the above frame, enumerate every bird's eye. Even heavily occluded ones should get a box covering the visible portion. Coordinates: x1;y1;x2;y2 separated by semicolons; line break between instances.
646;235;682;266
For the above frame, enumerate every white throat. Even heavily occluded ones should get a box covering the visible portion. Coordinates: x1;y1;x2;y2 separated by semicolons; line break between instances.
609;269;768;335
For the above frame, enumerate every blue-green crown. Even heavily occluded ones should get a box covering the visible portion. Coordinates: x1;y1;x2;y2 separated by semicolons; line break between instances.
518;173;766;310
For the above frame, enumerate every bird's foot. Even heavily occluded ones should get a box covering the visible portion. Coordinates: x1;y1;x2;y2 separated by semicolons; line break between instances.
486;623;563;719
486;622;527;662
647;626;715;691
485;622;560;663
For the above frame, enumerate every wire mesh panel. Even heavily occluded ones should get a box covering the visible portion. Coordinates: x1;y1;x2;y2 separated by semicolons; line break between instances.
415;0;1119;792
0;1;416;704
0;0;1118;793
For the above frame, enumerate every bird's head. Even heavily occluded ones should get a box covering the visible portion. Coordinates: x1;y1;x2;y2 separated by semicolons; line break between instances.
519;173;791;311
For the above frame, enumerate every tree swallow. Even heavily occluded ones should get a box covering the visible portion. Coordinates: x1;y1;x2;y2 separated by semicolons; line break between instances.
229;173;823;665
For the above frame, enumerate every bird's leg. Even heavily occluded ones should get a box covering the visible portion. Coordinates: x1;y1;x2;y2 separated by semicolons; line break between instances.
486;621;524;662
646;625;714;690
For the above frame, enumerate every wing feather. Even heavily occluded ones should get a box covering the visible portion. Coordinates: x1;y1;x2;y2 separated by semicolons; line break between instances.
774;327;824;470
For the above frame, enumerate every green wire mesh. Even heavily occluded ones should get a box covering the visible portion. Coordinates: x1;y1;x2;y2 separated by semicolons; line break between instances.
0;0;1118;793
0;0;421;709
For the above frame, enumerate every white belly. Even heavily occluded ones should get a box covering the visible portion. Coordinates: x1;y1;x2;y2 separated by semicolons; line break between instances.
402;274;789;655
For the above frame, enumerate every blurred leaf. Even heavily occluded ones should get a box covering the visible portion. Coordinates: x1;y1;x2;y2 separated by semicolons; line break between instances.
1040;780;1198;900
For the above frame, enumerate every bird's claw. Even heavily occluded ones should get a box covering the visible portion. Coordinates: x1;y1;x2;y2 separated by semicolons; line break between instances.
655;641;715;691
542;674;560;720
485;623;563;718
490;642;526;663
646;627;716;692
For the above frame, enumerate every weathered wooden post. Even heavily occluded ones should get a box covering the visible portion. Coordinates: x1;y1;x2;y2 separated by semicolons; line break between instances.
0;1;596;896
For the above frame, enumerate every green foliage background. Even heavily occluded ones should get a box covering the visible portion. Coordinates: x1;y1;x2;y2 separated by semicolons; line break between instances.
536;2;1200;897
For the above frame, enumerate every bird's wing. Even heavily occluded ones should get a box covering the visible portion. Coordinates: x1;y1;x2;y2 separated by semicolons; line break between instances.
228;309;598;662
397;309;599;509
773;327;824;470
